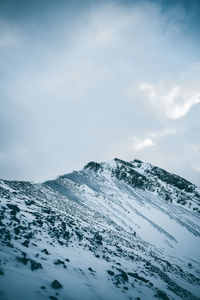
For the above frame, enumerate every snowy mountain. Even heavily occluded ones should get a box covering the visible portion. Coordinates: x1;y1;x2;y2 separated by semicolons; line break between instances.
0;158;200;300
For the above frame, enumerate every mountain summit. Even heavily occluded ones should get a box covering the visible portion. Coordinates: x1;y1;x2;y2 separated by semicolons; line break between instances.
0;158;200;300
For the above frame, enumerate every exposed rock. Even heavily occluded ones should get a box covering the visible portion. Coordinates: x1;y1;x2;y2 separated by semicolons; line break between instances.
51;280;63;289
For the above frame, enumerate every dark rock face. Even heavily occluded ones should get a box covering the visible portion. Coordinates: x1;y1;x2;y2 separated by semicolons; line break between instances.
51;280;63;289
132;159;143;164
93;232;103;245
149;166;195;193
84;161;103;172
16;253;43;271
107;270;115;276
41;248;50;255
16;254;29;265
30;259;43;271
111;159;150;189
155;289;170;300
127;272;149;283
41;286;46;289
22;240;29;247
114;158;135;168
7;204;20;213
88;267;95;272
0;269;4;275
113;269;129;285
113;166;148;189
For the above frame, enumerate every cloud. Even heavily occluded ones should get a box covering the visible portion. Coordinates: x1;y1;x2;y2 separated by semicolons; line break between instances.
139;63;200;119
132;138;155;151
131;129;175;151
139;82;200;119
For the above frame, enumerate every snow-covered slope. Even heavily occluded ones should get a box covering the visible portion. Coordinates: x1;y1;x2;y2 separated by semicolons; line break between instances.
0;158;200;300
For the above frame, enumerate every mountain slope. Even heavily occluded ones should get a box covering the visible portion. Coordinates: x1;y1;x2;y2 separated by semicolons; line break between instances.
0;158;200;300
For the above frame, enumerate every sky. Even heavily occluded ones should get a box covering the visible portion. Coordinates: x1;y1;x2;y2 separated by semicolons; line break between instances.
0;0;200;184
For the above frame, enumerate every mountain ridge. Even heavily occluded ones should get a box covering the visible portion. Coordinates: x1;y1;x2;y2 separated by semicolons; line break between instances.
0;158;200;300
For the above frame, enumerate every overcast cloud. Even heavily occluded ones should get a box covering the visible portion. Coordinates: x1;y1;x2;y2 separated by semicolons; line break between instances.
0;0;200;184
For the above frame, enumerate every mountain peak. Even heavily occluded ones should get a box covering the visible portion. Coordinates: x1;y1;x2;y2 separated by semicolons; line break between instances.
84;161;103;172
82;158;200;211
84;157;198;193
84;157;144;172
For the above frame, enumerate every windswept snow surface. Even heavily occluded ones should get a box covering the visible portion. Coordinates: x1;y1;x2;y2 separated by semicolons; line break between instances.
0;158;200;300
